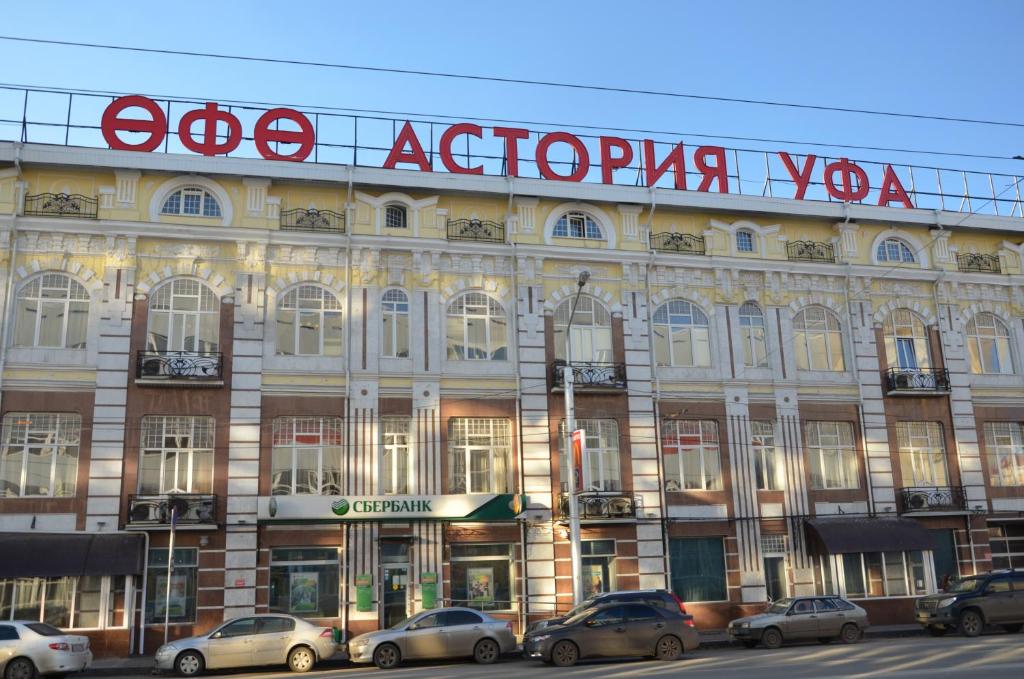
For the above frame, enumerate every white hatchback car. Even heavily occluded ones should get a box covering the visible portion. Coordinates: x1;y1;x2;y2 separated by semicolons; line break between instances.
0;621;92;679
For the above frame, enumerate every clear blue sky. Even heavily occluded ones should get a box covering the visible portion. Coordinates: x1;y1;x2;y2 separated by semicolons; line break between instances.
1;0;1022;183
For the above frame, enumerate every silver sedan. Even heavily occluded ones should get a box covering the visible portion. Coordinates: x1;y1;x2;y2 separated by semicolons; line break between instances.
347;607;517;669
154;614;337;676
0;621;92;679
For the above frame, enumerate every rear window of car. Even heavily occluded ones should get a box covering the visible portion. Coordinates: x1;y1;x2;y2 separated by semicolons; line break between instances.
259;617;295;633
831;598;855;610
445;611;484;626
25;623;63;636
624;604;660;621
0;626;19;641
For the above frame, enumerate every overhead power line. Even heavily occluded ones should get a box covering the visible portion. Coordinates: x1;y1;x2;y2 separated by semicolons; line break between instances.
1;35;1023;130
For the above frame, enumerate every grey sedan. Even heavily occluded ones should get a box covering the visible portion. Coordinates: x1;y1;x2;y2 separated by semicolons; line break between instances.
0;622;92;679
727;596;869;649
347;607;516;669
154;615;337;676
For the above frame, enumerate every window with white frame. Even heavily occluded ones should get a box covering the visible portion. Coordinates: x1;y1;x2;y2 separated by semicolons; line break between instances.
793;306;845;372
884;310;931;370
161;186;221;217
661;420;722;491
0;413;80;498
736;229;755;253
806;421;859;490
447;418;511;494
739;302;768;368
554;295;612;363
553;211;603;239
752;420;782;491
138;416;214;495
14;274;90;349
269;547;339;618
830;551;930;598
876;238;915;263
558;419;621;492
446;292;508;361
271;417;343;495
384;204;407;229
966;312;1014;375
0;575;127;629
275;285;343;356
895;422;948;487
147;279;220;354
381;289;410;358
761;534;788;601
145;548;197;623
652;300;711;367
449;543;513;611
380;417;411;495
984;422;1024;487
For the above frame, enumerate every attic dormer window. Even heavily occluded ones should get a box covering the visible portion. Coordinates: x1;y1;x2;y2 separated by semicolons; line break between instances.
161;186;222;218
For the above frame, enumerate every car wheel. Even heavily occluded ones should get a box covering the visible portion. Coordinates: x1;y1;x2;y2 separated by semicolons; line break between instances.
550;640;579;667
761;627;783;649
654;634;682;661
473;638;500;664
175;651;204;677
927;625;949;637
959;609;984;637
741;640;758;649
839;624;862;644
1001;623;1023;633
817;637;832;644
4;658;36;679
373;643;401;670
287;646;316;673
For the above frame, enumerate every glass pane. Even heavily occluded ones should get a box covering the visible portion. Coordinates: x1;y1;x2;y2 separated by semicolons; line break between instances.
13;579;43;621
38;301;65;347
865;553;885;597
671;328;693;366
842;554;865;597
276;310;295;355
446;316;465;360
469;449;490;493
43;578;74;627
191;450;214;493
75;576;102;628
883;552;908;596
14;298;37;347
490;319;507;361
295;448;319;494
395;313;410;358
268;563;339;618
24;447;53;496
322;446;342;494
139;449;162;495
381;314;394;357
53;446;77;497
298;312;321;355
465;318;486;360
668;538;726;602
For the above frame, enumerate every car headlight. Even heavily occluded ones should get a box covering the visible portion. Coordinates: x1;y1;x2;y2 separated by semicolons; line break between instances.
740;622;750;628
155;645;173;657
938;597;958;609
350;639;369;648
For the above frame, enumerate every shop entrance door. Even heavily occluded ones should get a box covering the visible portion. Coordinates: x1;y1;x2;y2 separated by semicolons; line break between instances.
381;540;410;628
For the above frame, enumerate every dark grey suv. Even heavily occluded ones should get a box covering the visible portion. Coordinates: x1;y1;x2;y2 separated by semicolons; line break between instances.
525;590;689;635
915;570;1024;636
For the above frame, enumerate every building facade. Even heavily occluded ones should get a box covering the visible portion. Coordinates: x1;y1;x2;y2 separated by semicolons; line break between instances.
1;136;1023;656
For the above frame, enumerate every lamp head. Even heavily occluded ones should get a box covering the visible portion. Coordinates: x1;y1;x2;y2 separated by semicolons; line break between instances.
577;271;591;288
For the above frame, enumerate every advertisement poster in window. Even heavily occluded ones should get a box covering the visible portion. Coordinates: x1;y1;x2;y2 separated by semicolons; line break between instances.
152;574;188;618
583;563;605;598
289;573;319;613
467;567;493;604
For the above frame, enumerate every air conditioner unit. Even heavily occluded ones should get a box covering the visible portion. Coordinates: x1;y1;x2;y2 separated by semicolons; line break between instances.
906;491;931;511
893;372;914;389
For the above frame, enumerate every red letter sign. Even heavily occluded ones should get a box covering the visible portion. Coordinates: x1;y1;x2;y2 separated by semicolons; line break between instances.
384;122;432;171
599;136;633;184
536;132;590;182
178;103;242;156
643;140;687;190
694;146;729;193
254;108;315;162
493;127;530;177
778;152;817;200
440;123;484;175
877;164;913;208
101;95;167;152
823;158;870;201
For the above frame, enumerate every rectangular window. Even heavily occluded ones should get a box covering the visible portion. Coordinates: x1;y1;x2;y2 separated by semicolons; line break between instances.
668;538;727;602
752;420;781;490
557;419;621;492
661;420;722;491
896;422;948;487
984;422;1024;487
0;576;127;628
269;548;339;618
145;548;197;624
450;543;513;611
806;421;859;490
380;418;411;495
271;417;343;496
581;539;616;598
989;521;1024;570
139;416;214;495
447;418;511;494
836;551;930;598
1;413;81;498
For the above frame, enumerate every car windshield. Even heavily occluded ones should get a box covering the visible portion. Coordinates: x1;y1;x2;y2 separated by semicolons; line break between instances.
564;597;599;618
564;607;599;626
390;615;414;629
767;599;793;614
946;577;984;593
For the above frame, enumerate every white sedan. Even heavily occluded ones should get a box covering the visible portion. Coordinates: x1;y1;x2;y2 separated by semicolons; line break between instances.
0;622;92;679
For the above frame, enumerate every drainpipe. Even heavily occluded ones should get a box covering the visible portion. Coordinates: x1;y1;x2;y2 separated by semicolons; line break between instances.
136;530;150;654
342;166;354;639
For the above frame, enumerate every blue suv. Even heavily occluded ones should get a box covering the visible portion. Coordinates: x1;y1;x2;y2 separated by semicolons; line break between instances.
915;570;1024;637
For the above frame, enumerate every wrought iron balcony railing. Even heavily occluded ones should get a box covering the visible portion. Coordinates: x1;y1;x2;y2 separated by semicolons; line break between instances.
649;232;706;255
885;367;950;394
898;486;966;513
279;207;346;233
956;252;1001;274
24;193;98;219
137;351;224;381
447;218;505;243
551;359;627;391
559;492;640;520
127;494;218;527
787;240;836;263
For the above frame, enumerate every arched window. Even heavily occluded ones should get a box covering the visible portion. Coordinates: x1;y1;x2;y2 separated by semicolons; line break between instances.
553;211;603;240
652;300;711;367
381;289;410;358
554;295;612;363
966;312;1013;374
147;279;220;354
161;185;222;218
739;302;767;368
384;204;407;229
14;273;90;349
883;310;931;370
793;306;845;371
276;285;343;356
876;238;915;263
446;292;507;361
736;229;755;253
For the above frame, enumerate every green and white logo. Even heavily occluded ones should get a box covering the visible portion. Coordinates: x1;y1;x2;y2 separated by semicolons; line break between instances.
331;498;350;516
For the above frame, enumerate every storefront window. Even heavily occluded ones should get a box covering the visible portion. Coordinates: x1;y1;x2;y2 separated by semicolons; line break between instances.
581;540;615;598
558;419;621;492
0;576;127;628
668;538;726;602
449;543;513;611
146;548;197;624
834;550;929;598
806;421;859;490
269;548;339;618
271;417;343;495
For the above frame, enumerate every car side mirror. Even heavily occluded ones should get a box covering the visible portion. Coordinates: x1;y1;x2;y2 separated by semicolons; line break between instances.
210;631;222;639
585;619;598;627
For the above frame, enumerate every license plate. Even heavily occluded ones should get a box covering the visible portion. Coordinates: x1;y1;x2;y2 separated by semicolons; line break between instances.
72;644;84;652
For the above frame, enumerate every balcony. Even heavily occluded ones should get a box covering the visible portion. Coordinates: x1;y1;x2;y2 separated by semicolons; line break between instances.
24;193;98;219
279;207;345;233
649;232;706;255
136;351;224;383
559;492;640;521
551;360;627;391
787;240;836;263
447;218;505;243
126;494;218;528
885;367;950;395
956;252;1001;274
897;486;966;513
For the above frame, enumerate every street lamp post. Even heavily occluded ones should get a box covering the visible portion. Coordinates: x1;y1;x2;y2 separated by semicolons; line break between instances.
563;270;590;607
